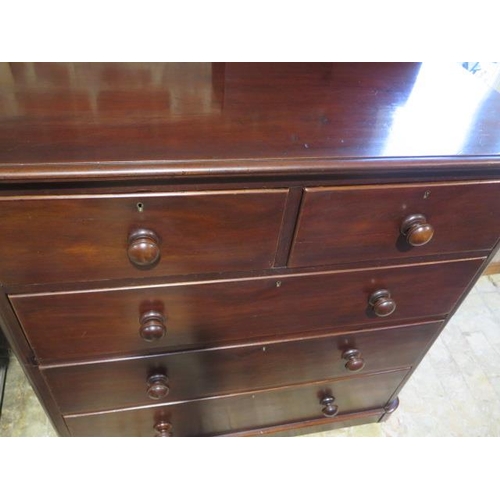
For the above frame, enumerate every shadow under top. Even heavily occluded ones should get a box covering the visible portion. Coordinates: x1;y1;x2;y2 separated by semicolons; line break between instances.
0;62;499;182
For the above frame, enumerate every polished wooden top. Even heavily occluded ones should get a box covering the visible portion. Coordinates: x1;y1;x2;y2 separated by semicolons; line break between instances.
0;62;499;181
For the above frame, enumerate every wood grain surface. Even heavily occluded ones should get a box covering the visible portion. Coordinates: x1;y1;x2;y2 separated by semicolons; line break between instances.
0;189;287;285
42;321;440;414
290;181;500;268
11;258;482;362
64;369;408;436
1;63;500;182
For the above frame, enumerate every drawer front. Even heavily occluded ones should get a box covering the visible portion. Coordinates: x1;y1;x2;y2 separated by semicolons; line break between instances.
64;369;408;436
43;321;441;414
12;259;480;362
289;182;500;268
0;189;287;285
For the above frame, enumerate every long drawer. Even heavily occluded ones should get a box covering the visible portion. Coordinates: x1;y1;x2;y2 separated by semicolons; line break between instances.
43;321;440;414
289;182;500;268
0;189;287;285
64;369;408;436
11;259;481;362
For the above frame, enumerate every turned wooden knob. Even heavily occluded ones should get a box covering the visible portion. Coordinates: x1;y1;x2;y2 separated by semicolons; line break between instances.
400;214;434;247
139;311;166;342
147;374;170;400
127;229;161;267
154;421;173;437
369;289;396;317
342;348;365;372
320;395;339;418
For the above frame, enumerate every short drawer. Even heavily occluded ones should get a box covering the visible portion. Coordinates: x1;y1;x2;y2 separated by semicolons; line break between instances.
11;259;481;363
43;321;440;414
64;369;408;436
0;189;287;285
289;182;500;268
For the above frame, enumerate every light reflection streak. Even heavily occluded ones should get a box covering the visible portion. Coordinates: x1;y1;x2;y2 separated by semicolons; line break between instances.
383;62;491;156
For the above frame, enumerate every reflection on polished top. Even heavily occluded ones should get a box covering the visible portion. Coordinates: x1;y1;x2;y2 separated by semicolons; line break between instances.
0;62;499;179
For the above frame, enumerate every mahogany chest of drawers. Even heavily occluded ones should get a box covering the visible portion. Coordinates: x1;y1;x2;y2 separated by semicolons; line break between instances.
1;62;500;437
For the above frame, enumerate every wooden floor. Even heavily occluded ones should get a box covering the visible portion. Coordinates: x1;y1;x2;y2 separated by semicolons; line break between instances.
1;274;500;437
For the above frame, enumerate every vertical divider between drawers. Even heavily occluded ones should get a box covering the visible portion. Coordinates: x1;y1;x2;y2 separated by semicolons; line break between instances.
273;187;304;268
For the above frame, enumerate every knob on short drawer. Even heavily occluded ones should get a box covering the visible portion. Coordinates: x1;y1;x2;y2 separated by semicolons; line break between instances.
320;395;339;417
139;310;166;342
147;374;170;400
369;289;396;317
400;214;434;247
154;421;173;437
342;348;365;372
127;229;161;267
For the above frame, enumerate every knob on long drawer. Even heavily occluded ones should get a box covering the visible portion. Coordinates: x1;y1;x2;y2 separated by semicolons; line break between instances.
154;421;173;437
320;395;339;418
127;229;161;267
147;374;170;400
369;289;396;317
400;214;434;247
342;348;365;372
140;311;167;342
